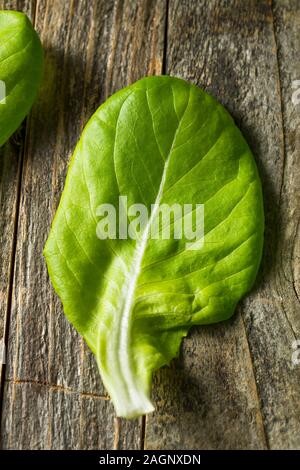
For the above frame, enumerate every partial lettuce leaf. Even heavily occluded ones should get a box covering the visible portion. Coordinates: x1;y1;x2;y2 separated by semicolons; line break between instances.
44;76;264;418
0;10;43;147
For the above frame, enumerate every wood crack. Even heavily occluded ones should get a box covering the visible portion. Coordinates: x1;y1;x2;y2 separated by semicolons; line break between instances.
6;377;110;400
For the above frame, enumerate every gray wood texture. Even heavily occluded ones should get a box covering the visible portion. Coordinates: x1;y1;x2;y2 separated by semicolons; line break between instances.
0;0;299;450
0;0;35;397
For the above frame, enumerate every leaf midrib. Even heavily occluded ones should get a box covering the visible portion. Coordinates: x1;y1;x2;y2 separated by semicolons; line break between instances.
115;86;192;402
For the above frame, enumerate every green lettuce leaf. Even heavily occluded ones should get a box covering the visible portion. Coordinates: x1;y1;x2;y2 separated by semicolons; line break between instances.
0;10;43;147
44;76;264;418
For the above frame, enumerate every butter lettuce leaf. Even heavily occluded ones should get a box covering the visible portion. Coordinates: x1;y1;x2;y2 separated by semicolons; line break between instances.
44;76;264;418
0;10;43;147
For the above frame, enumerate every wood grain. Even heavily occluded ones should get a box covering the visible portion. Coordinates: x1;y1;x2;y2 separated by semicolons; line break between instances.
144;0;300;450
0;0;36;399
1;0;299;450
0;0;166;449
243;0;300;449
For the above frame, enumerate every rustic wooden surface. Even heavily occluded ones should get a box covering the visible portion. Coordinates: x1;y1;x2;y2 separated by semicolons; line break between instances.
0;0;299;450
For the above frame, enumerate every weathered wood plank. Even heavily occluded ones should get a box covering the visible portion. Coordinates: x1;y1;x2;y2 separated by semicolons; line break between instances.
0;134;22;381
146;315;267;449
1;0;166;449
241;0;300;449
145;0;294;450
0;0;36;398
